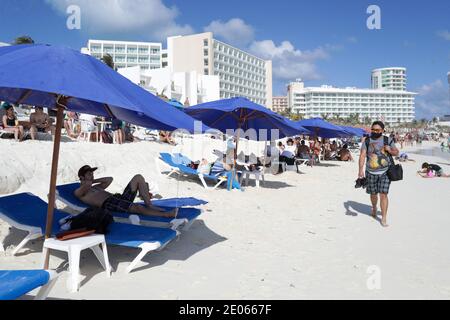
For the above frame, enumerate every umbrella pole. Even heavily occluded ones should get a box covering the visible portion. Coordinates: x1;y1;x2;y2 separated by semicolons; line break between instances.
43;103;65;270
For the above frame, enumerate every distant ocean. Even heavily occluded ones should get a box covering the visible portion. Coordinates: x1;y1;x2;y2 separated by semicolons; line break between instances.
409;146;450;163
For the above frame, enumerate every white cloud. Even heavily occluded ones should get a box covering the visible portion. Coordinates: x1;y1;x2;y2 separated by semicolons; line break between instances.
204;18;255;47
249;40;330;81
45;0;193;40
415;80;450;119
346;36;358;43
437;30;450;41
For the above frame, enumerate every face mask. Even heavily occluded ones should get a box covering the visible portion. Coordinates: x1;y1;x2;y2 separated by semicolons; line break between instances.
371;132;383;139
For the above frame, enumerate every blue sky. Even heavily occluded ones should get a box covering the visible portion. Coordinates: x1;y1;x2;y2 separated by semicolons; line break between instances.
0;0;449;118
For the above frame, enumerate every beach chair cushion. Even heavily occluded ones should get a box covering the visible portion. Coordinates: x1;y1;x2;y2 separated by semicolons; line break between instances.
55;183;205;224
160;153;225;181
0;193;178;250
0;270;50;300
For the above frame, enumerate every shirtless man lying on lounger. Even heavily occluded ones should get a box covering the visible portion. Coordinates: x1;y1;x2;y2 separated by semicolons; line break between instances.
75;165;178;218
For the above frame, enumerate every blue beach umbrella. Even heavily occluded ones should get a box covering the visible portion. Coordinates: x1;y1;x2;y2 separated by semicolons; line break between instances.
0;44;208;268
186;97;309;140
296;118;349;138
186;97;309;190
339;125;366;137
0;44;208;133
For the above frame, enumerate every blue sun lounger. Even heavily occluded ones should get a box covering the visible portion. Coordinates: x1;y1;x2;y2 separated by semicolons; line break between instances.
0;269;59;300
0;193;178;274
55;183;206;231
157;153;229;190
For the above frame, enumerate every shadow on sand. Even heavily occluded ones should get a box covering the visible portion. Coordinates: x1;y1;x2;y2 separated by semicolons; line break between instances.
2;220;226;287
343;200;381;224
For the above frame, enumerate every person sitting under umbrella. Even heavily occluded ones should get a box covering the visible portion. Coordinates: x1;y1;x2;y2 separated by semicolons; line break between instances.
74;165;178;217
29;107;55;140
336;144;354;162
1;103;25;141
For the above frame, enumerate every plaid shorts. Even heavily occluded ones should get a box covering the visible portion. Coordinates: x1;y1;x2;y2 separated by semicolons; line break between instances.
366;172;391;195
102;183;137;212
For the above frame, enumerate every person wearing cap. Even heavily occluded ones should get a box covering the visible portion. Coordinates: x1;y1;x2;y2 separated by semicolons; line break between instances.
74;166;178;218
29;106;55;140
1;103;25;141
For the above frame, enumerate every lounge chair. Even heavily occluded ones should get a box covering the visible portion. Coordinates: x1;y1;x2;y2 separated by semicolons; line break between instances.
55;183;205;231
0;193;179;274
156;153;228;190
0;269;59;300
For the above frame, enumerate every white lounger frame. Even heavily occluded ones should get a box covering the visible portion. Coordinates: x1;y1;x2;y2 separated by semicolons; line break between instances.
0;199;180;274
155;157;228;190
34;270;59;300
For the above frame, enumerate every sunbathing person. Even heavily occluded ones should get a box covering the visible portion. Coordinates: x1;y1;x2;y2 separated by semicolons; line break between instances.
2;103;24;141
74;165;178;217
159;130;176;145
337;144;354;162
30;107;55;140
417;163;450;178
396;153;415;162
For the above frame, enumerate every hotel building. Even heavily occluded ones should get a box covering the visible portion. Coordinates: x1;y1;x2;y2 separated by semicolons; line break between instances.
272;96;289;114
81;40;162;70
288;75;416;123
167;32;273;109
371;67;407;91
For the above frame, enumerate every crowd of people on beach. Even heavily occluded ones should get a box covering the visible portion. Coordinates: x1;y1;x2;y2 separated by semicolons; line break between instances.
0;102;178;145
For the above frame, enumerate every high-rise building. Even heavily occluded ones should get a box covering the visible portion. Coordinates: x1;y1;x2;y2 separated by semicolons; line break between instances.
272;96;288;114
288;79;416;124
81;40;162;70
371;67;407;91
167;32;273;109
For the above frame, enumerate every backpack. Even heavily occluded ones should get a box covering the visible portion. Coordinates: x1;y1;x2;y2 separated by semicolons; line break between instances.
62;207;114;234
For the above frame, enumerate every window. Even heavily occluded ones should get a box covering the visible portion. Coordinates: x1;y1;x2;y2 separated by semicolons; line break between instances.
204;49;209;56
204;69;209;75
204;39;209;47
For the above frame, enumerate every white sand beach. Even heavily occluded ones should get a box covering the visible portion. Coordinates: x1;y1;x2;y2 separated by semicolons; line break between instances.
1;138;450;300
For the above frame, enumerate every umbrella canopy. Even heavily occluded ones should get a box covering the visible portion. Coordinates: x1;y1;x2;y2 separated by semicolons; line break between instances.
339;125;367;137
296;118;349;138
0;44;208;269
0;44;208;133
185;97;309;140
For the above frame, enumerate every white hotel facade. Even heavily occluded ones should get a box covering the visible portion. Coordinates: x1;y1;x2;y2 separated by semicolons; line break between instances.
167;32;272;109
82;40;162;71
288;69;416;124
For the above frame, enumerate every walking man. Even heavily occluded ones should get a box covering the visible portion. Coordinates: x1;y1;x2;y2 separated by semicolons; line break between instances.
358;121;399;227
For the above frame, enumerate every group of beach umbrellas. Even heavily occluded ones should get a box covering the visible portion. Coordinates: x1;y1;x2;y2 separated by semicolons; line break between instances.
0;44;366;268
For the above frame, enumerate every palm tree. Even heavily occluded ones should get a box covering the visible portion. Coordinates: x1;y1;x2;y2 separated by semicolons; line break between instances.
13;36;35;45
101;54;115;70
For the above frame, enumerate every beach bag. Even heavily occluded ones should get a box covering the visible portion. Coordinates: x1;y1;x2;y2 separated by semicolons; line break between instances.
383;136;403;182
62;207;114;234
101;131;113;144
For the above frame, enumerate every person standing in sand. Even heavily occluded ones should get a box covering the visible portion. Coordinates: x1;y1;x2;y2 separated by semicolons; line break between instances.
75;165;178;218
358;121;399;227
